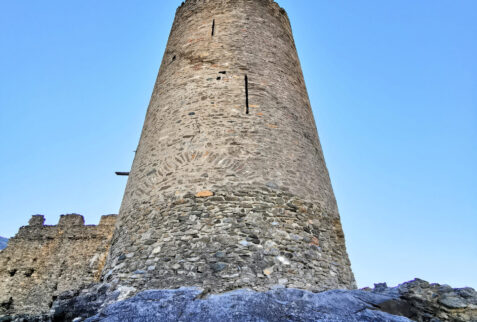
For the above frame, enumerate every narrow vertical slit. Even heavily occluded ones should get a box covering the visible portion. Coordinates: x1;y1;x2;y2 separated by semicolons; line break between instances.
211;19;215;36
245;75;249;115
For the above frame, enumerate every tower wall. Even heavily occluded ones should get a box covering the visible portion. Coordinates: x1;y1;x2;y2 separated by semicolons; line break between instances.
103;0;355;293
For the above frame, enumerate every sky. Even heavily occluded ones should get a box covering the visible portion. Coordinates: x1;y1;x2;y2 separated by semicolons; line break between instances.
0;1;476;289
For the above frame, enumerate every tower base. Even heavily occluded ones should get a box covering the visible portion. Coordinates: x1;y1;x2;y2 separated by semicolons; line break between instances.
103;185;356;293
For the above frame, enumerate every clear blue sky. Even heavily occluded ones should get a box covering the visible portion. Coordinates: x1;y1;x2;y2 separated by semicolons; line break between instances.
0;1;476;289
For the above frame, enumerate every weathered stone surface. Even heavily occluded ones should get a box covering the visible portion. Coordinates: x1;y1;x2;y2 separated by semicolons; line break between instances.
2;279;476;321
49;283;119;322
63;279;477;322
103;0;356;294
102;188;355;294
390;279;477;321
82;287;413;322
0;215;117;316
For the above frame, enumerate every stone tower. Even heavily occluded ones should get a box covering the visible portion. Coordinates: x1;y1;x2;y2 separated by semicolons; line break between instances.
103;0;356;293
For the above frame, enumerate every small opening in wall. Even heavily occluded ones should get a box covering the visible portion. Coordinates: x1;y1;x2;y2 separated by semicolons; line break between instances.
219;71;226;74
9;269;17;277
172;55;176;62
24;268;34;277
217;76;221;80
245;75;249;114
211;19;215;36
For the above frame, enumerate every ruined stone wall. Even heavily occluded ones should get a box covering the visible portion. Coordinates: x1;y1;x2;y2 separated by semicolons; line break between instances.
103;0;355;293
0;214;116;316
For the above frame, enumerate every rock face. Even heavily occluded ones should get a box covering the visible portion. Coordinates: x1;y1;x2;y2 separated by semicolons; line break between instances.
1;277;476;321
0;237;7;251
44;279;476;321
0;215;117;316
389;279;477;322
83;288;411;322
103;0;356;295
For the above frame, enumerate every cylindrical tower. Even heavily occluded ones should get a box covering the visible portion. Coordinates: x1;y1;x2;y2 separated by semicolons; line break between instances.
103;0;356;293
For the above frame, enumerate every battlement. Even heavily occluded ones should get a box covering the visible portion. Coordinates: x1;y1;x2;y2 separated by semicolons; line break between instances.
13;214;118;242
28;215;45;226
99;214;118;226
27;214;116;227
58;213;85;226
0;214;117;315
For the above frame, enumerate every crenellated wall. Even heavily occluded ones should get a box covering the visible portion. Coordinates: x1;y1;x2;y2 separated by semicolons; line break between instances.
0;214;117;316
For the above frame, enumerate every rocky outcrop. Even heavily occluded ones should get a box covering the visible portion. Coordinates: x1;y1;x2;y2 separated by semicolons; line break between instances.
83;287;411;322
49;285;409;322
8;279;467;321
0;237;7;251
368;279;477;322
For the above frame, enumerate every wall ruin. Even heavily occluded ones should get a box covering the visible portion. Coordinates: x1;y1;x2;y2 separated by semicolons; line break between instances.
0;214;116;316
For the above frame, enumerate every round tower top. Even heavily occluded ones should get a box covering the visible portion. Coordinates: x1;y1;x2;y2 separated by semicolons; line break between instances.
178;0;288;16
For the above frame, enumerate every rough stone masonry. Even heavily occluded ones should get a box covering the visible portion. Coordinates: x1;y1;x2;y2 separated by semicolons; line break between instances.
102;0;356;294
0;215;117;316
0;0;357;317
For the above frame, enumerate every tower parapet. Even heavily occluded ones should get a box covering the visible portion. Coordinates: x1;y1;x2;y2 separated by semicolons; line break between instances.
103;0;355;294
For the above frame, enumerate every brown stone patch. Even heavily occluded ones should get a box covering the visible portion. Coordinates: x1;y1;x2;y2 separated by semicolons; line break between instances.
195;190;214;198
310;237;320;246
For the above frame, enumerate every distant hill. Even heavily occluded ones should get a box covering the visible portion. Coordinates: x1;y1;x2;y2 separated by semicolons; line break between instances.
0;237;8;250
